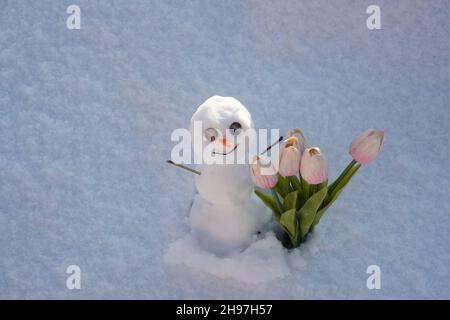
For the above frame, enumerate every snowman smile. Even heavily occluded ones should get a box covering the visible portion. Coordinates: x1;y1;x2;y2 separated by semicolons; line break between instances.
212;144;238;155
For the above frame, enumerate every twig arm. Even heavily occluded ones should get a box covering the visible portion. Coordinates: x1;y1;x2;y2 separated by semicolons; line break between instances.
166;160;201;175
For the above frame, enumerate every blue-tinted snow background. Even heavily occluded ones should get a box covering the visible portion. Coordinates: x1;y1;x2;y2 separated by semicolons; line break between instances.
1;0;449;299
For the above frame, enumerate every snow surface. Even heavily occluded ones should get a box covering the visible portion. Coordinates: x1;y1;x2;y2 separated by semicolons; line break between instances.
1;0;450;299
165;232;291;284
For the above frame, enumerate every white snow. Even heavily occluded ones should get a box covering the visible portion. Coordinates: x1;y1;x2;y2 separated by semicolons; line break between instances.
1;0;449;299
188;193;271;255
165;232;290;284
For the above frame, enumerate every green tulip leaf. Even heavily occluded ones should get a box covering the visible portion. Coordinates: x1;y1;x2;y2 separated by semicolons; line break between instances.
288;176;302;193
283;191;298;212
254;189;280;219
298;186;328;238
280;208;298;240
313;188;344;226
271;188;283;213
299;177;310;206
275;175;290;198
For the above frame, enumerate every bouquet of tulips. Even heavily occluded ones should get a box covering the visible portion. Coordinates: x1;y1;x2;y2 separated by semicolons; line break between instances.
251;129;385;248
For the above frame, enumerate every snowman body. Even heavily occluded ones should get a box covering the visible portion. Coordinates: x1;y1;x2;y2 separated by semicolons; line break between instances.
189;96;271;253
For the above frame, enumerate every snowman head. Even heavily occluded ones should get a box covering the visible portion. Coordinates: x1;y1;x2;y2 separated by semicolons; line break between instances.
190;96;254;164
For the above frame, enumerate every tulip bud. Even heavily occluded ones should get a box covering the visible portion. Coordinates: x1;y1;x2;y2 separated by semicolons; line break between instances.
300;147;328;184
250;155;278;189
349;129;385;164
279;136;301;177
286;128;307;154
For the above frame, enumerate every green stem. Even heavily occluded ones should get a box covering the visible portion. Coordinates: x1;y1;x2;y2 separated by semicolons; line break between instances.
318;180;328;191
328;159;357;195
329;164;361;200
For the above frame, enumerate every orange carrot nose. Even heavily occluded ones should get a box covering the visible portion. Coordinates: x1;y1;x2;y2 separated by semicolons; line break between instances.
220;137;233;148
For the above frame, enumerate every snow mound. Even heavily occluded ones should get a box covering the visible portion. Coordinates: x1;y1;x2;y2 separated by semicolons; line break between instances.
164;232;292;284
189;193;271;255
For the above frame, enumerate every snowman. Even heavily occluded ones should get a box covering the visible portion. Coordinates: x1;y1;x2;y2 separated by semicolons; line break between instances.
188;96;271;254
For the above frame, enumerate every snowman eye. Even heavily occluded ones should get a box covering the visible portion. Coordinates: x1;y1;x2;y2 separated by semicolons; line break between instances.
204;128;219;142
229;122;242;135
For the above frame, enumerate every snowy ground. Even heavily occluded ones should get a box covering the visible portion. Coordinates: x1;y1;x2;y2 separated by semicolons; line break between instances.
1;0;449;299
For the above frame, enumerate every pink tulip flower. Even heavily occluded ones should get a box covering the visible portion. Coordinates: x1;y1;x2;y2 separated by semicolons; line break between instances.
349;129;385;164
279;136;301;177
286;128;307;155
300;147;328;184
250;155;279;189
